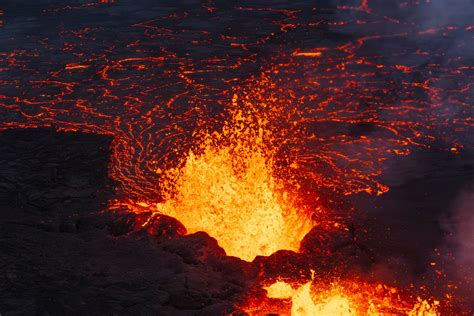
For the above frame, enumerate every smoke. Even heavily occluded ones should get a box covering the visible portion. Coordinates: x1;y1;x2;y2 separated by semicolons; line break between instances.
414;0;474;28
440;186;474;305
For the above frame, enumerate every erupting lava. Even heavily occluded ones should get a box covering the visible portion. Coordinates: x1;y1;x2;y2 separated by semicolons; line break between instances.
155;95;313;261
246;277;440;315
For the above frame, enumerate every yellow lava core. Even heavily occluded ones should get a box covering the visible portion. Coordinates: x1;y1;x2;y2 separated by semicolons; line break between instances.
155;95;313;261
263;279;440;316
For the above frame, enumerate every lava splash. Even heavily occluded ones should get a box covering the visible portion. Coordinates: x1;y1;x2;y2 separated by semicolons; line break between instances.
155;95;313;261
255;278;439;315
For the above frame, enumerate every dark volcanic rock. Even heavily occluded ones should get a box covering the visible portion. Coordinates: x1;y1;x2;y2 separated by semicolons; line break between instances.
0;129;248;315
161;232;226;264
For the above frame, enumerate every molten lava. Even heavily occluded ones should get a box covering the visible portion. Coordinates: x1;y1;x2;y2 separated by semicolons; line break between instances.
155;95;313;261
254;278;440;316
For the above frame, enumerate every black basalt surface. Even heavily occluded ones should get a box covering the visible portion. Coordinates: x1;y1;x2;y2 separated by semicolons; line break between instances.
0;129;247;315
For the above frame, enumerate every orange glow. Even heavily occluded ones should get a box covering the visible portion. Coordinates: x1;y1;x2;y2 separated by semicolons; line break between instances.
155;95;313;261
292;51;323;57
65;63;90;70
257;278;440;316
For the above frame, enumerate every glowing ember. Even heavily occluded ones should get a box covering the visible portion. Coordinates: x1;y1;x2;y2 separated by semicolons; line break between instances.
155;96;313;261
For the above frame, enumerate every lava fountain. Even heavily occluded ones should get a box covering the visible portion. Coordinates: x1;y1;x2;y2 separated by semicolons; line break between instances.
155;94;313;261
